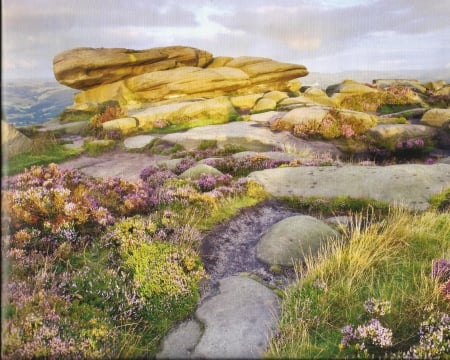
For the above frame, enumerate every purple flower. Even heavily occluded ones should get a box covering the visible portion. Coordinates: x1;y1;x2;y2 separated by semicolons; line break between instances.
406;139;415;149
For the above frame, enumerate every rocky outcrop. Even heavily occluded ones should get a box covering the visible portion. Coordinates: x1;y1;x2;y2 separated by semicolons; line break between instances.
1;120;33;156
421;108;450;129
373;79;427;93
160;121;342;156
54;46;308;108
367;124;438;150
273;106;378;139
53;46;213;90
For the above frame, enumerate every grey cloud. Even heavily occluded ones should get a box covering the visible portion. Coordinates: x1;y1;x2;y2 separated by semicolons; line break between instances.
209;0;450;56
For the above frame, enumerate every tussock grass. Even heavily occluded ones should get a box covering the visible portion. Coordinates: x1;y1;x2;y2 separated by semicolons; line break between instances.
266;208;450;359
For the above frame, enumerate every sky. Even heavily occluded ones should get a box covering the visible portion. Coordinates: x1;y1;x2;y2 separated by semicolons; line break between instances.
2;0;450;80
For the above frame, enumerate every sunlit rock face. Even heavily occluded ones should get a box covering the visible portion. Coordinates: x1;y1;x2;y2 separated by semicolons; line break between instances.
53;46;308;106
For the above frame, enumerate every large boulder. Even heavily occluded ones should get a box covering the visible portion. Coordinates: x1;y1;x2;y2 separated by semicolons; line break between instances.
133;96;237;131
367;124;438;150
256;215;339;266
53;46;213;90
273;106;377;139
1;120;33;157
421;108;450;128
326;80;378;97
248;164;450;210
373;79;427;93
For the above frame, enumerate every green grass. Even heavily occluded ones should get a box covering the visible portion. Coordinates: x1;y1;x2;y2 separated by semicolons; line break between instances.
4;145;83;176
280;195;391;217
266;209;450;358
149;117;242;134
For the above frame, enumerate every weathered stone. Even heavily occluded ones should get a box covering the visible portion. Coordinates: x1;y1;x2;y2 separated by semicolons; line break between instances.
277;95;318;109
248;164;450;210
277;106;330;129
373;79;427;93
368;124;438;150
161;121;342;156
326;80;378;96
435;85;450;96
1;120;33;156
231;151;306;162
132;102;191;130
133;97;237;131
248;111;287;124
157;158;184;171
230;93;263;110
252;97;278;113
65;50;308;107
102;117;137;134
256;216;339;266
179;164;222;179
421;108;450;128
156;319;202;359
263;91;289;103
123;134;155;150
192;276;279;359
424;80;446;92
53;46;213;90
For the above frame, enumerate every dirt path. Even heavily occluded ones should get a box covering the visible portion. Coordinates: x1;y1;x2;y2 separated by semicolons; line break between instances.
200;200;301;298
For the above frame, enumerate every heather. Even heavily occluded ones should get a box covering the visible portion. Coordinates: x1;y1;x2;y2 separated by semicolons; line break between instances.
266;209;450;359
2;162;268;358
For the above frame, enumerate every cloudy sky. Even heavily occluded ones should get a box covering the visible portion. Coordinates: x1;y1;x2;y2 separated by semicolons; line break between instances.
2;0;450;80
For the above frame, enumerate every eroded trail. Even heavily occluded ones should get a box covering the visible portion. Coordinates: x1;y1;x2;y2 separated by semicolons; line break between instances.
200;200;300;298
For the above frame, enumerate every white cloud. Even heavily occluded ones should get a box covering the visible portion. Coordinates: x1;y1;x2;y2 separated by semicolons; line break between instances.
2;0;450;79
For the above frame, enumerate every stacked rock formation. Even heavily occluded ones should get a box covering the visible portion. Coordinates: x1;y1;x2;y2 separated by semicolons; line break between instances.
53;46;308;108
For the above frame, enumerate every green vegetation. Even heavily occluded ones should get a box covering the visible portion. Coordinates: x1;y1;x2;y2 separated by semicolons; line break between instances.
2;161;269;358
429;188;450;212
83;139;116;155
280;196;391;217
149;116;242;134
4;132;83;176
266;209;450;358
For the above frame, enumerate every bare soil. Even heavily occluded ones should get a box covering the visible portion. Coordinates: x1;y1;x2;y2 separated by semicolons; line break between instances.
200;200;301;298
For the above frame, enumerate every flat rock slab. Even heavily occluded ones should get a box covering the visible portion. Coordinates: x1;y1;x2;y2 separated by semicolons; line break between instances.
248;164;450;210
192;275;280;359
123;134;155;149
156;319;202;359
58;151;168;181
162;121;341;157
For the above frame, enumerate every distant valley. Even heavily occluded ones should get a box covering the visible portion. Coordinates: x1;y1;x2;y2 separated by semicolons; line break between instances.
2;80;75;127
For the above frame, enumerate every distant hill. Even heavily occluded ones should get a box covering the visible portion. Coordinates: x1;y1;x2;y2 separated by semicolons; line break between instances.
302;69;450;89
3;69;448;127
2;80;75;126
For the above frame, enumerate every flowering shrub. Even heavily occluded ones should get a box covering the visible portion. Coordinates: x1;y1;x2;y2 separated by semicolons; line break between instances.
204;154;288;177
402;306;450;359
340;297;450;358
271;108;376;140
340;86;419;112
90;104;126;129
6;164;158;254
432;259;450;301
340;298;393;357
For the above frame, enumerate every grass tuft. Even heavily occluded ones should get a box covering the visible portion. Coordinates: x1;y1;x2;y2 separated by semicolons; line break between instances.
267;208;450;358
